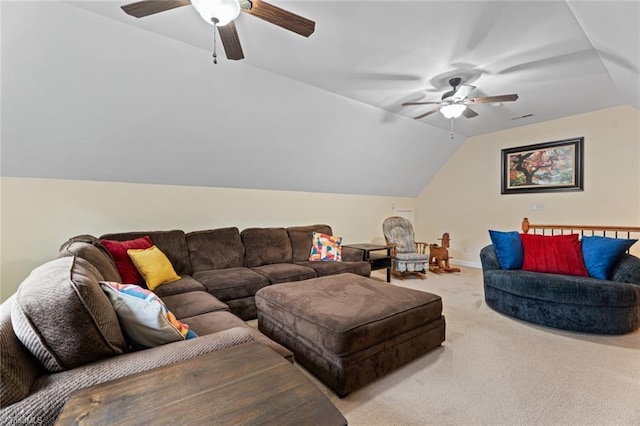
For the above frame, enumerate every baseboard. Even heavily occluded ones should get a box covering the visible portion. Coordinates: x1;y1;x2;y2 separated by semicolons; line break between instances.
450;259;481;269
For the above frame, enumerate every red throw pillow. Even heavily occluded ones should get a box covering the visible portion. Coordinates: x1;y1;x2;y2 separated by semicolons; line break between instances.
520;233;588;276
101;236;153;285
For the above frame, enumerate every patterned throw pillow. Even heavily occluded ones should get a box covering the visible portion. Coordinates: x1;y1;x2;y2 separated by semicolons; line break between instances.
101;236;153;285
127;245;181;290
309;232;343;262
100;282;196;349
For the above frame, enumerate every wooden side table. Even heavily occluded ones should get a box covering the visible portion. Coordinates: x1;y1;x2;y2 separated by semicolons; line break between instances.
56;341;346;426
343;243;393;283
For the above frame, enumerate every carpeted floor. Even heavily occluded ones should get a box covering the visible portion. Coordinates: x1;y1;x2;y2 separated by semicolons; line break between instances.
291;267;640;426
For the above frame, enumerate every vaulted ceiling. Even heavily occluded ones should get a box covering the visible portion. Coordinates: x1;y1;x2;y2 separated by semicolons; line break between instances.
2;1;639;197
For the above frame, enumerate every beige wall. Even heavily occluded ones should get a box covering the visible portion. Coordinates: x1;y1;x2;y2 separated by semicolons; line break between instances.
0;177;413;301
415;105;640;267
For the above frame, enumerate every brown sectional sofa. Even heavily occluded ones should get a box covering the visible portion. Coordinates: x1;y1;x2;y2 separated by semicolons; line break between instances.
0;224;369;425
101;224;370;320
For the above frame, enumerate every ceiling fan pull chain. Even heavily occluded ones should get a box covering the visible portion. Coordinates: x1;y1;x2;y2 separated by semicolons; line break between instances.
450;118;454;139
212;21;218;64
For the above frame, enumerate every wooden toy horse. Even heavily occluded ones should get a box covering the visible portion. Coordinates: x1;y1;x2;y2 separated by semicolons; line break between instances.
429;233;460;273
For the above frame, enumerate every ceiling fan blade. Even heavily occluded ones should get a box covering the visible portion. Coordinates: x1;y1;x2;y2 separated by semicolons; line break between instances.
463;107;479;118
243;0;315;37
414;107;441;120
470;94;519;104
217;21;244;60
121;0;190;18
402;101;441;106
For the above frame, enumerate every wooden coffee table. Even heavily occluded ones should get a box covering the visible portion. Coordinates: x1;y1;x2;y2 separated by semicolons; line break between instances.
56;341;346;425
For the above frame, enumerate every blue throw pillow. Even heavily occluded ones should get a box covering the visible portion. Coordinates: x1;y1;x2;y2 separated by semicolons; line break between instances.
489;230;523;270
581;236;637;280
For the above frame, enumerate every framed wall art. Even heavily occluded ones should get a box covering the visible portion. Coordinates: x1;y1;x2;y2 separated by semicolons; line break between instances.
501;137;584;194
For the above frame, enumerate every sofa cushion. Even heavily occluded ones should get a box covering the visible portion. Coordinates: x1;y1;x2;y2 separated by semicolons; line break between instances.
241;228;293;267
521;233;588;276
161;291;229;320
101;236;153;285
179;311;293;362
488;230;524;270
309;232;343;261
127;245;181;290
251;263;317;284
100;230;192;276
11;257;127;372
57;241;122;282
582;236;637;280
296;260;371;277
193;267;270;301
151;275;206;298
0;295;41;408
287;224;333;262
186;228;245;272
100;282;196;349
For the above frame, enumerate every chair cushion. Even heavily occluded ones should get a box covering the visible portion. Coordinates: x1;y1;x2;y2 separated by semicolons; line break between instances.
383;216;416;253
186;228;245;272
11;257;127;372
395;252;430;261
241;228;293;267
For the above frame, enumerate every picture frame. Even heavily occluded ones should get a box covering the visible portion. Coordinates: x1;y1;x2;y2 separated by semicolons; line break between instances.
501;137;584;194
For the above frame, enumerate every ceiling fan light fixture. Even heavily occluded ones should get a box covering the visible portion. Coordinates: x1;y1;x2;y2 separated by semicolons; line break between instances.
192;0;240;26
441;104;467;119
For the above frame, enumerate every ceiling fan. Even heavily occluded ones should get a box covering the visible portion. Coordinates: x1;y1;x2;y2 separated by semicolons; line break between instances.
120;0;315;62
402;77;519;120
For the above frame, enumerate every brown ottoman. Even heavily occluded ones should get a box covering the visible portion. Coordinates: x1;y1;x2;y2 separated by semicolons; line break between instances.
255;273;445;397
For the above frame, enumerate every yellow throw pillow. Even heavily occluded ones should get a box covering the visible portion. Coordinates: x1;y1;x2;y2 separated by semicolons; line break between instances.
127;245;180;290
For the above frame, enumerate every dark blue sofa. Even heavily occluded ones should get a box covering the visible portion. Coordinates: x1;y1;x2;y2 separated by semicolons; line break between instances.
480;245;640;335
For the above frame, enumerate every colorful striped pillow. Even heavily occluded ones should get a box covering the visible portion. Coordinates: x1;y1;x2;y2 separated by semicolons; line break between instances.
100;282;196;349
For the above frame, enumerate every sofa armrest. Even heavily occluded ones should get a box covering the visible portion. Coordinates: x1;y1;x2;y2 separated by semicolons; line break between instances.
0;328;253;426
479;245;501;272
610;254;640;285
342;246;364;262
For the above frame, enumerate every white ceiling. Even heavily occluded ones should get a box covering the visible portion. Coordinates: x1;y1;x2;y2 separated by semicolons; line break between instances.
2;1;639;197
68;0;640;137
